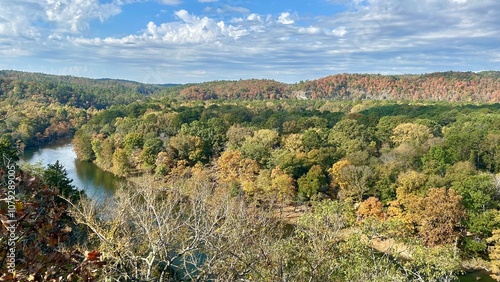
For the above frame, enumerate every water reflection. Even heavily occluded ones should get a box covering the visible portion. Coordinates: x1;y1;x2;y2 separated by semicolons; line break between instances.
21;142;120;200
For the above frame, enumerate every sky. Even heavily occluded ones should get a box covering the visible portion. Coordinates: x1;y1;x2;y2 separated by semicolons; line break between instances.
0;0;499;84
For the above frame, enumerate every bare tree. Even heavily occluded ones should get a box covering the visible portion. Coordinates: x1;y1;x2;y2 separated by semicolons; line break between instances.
69;175;282;281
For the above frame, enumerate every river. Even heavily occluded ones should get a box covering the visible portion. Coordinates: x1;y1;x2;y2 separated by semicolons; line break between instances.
20;141;121;200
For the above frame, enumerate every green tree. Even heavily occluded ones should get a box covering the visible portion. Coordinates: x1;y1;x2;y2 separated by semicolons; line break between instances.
112;148;131;177
179;118;227;161
463;210;500;254
481;133;500;173
444;119;487;168
297;165;327;201
301;128;327;151
270;149;311;179
169;133;204;164
43;160;82;202
421;145;455;176
0;134;19;164
451;174;495;213
338;165;374;202
73;129;95;161
328;118;370;158
91;137;114;170
240;129;279;166
123;132;143;151
140;138;164;170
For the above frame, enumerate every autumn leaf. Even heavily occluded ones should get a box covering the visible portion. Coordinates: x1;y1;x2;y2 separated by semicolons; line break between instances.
86;251;101;261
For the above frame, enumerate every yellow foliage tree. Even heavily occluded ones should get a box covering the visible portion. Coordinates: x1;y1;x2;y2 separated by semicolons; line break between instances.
328;159;352;190
217;150;243;184
329;159;373;202
395;170;428;198
270;167;296;202
217;150;260;194
282;133;304;153
356;197;384;220
390;187;465;247
390;123;433;147
487;229;500;280
415;188;466;246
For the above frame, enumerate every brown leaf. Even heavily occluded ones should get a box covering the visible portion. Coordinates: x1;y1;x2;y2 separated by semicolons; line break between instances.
86;251;101;261
0;273;14;281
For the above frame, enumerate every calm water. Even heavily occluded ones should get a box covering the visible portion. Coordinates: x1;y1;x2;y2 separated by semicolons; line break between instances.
21;141;121;200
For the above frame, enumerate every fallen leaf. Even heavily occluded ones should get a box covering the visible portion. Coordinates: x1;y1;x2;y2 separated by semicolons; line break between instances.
86;251;101;261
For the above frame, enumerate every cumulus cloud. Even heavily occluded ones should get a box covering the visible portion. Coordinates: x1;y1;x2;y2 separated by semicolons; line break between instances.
45;0;121;32
0;1;43;38
246;14;261;22
277;12;294;25
138;9;248;43
0;0;121;35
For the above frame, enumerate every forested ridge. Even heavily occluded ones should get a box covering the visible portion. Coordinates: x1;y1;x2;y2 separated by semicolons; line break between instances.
0;70;179;148
178;71;500;102
2;70;500;104
1;69;500;280
1;69;499;149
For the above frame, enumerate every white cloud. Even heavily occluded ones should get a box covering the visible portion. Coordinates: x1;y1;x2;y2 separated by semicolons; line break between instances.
138;10;248;43
0;0;121;35
331;27;347;37
277;12;294;25
158;0;182;5
247;14;261;22
298;26;322;35
44;0;121;33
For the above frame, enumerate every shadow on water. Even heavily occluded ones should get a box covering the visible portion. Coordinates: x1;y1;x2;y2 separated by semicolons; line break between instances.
21;141;122;201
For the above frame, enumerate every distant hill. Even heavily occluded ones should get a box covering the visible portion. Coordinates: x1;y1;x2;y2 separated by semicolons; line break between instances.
177;71;500;102
171;71;500;102
294;71;500;102
1;70;499;103
0;70;175;109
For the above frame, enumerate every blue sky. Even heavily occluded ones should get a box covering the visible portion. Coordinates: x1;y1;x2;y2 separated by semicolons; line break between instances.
1;0;499;84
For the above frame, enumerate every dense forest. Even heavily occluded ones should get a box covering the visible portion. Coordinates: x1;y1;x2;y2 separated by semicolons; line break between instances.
1;70;500;281
1;70;499;149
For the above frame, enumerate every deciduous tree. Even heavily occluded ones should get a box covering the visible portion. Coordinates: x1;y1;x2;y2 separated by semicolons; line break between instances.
297;165;327;201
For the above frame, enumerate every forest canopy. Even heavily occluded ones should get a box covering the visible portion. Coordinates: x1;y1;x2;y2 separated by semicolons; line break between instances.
2;70;500;280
